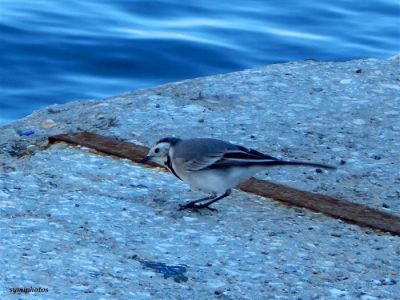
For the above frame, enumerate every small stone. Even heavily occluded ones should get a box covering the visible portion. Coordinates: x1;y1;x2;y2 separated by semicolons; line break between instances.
130;131;141;138
190;91;203;100
382;203;389;208
315;168;323;173
273;82;288;88
340;79;352;84
372;279;381;285
42;119;57;128
75;203;80;207
47;107;60;114
340;159;346;165
383;110;399;116
381;277;397;285
0;190;9;198
198;118;205;123
182;104;204;113
360;295;378;300
281;147;290;153
381;84;400;90
155;104;160;108
352;118;366;125
329;288;348;297
355;68;362;73
312;87;323;92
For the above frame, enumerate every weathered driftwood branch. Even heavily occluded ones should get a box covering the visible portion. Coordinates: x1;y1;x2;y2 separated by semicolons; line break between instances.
48;132;400;236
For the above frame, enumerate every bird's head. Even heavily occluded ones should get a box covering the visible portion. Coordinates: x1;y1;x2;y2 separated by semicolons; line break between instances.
139;137;181;166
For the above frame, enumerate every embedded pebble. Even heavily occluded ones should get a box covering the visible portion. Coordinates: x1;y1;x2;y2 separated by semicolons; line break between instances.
352;118;366;125
41;119;57;128
0;191;10;198
360;296;378;300
340;78;352;84
384;110;399;116
381;83;400;90
182;104;204;113
329;288;348;297
273;82;288;88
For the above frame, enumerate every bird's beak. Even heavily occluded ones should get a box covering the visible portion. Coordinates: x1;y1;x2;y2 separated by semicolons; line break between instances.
139;156;151;163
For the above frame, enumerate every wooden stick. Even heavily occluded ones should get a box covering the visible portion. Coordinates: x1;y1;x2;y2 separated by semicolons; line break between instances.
48;132;400;235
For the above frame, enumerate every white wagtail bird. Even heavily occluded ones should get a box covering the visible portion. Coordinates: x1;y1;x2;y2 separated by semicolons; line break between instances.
139;137;336;211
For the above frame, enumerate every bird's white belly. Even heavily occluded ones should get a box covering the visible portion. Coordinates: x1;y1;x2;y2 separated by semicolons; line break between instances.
177;166;266;194
182;170;227;194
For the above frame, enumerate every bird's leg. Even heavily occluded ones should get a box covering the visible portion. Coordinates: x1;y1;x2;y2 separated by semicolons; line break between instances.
179;190;232;211
178;194;216;211
193;189;232;210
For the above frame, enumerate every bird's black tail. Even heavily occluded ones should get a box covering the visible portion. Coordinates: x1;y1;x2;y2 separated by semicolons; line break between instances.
211;157;337;170
258;160;336;170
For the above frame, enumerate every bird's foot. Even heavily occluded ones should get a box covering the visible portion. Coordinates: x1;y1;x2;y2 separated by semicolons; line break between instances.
178;202;217;212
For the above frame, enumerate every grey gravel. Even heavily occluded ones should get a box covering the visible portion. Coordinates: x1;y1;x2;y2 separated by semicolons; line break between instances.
1;56;400;299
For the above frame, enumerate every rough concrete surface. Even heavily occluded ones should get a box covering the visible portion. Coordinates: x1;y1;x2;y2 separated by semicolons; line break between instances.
1;56;399;299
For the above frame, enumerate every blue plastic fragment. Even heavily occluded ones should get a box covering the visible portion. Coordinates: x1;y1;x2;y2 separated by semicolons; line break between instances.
19;130;35;137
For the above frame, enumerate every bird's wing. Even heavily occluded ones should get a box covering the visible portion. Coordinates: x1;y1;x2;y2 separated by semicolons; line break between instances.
181;142;278;171
183;152;225;171
208;145;279;169
173;138;231;172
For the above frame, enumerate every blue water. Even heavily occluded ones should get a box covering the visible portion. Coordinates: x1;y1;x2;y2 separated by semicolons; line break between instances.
1;0;399;124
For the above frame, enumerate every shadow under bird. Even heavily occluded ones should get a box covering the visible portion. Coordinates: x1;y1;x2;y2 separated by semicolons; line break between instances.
139;137;336;211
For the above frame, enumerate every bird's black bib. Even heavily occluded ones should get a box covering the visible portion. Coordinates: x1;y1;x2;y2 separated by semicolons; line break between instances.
166;155;182;181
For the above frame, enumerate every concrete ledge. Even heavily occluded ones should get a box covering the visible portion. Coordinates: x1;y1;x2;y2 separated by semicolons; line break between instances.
1;57;399;299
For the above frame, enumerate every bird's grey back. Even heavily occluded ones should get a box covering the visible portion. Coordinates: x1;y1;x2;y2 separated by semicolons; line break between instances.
173;138;238;161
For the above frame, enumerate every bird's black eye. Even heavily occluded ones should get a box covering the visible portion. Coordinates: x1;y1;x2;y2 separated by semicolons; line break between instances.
154;148;160;153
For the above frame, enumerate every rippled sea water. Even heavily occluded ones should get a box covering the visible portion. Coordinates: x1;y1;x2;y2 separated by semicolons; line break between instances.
1;0;399;124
